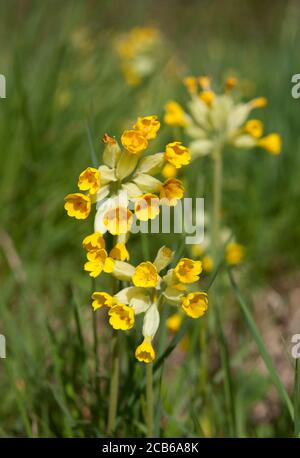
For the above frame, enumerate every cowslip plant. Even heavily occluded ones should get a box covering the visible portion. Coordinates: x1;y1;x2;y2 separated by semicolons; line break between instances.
63;115;195;437
164;75;282;260
163;76;282;429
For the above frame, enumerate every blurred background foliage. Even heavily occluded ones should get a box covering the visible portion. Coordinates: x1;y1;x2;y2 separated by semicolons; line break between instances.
0;0;300;437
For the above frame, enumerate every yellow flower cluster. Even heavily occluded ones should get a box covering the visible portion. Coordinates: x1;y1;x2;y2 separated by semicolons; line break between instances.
64;115;195;365
115;27;162;86
91;247;208;363
164;75;282;158
64;116;190;237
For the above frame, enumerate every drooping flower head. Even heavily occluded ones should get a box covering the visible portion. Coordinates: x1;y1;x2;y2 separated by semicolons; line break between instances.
109;304;135;330
121;130;148;155
78;167;100;195
109;242;130;261
92;292;115;310
165;142;191;168
181;292;208;318
135;337;156;363
84;249;115;278
160;178;184;206
134;194;160;221
164;101;187;127
258;133;281;155
64;193;91;219
244;119;263;138
103;207;133;235
132;262;159;288
133;115;160;140
174;258;202;284
82;232;105;251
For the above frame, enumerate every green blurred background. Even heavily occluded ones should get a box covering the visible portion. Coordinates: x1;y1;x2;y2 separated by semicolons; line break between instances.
0;0;300;437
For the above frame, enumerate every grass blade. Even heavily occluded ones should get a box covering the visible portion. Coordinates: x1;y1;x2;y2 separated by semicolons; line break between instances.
215;297;236;436
228;268;294;421
294;358;300;437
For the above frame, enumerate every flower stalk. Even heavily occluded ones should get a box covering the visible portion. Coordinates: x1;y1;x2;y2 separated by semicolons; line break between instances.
146;362;154;438
107;331;120;436
212;147;223;262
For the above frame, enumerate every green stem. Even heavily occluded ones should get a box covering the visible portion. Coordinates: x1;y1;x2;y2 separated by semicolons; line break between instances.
203;147;223;435
212;149;223;261
91;278;101;404
146;363;154;437
107;332;120;436
198;321;207;397
107;270;121;436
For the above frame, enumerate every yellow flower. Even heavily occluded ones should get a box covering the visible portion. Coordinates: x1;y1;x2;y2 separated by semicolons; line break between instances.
198;76;211;90
202;255;213;273
132;262;159;288
164;101;187;127
244;119;263;138
109;303;135;330
181;292;208;318
225;242;245;266
84;249;115;278
166;313;183;332
109;243;130;261
225;76;237;91
78;167;100;195
258;133;281;155
183;76;197;94
165;142;191;169
135;193;160;221
160;178;184;206
191;244;205;257
133;115;160;140
121;130;148;154
174;258;202;284
135;337;155;363
103;207;133;235
116;27;159;61
199;90;215;106
161;163;177;179
64;193;91;219
91;292;115;310
82;232;105;251
250;97;267;108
